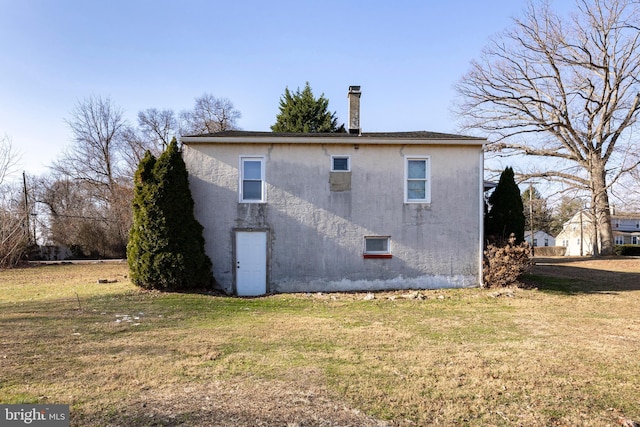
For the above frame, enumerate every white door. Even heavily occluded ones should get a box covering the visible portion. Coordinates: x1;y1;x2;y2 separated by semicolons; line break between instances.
235;231;267;296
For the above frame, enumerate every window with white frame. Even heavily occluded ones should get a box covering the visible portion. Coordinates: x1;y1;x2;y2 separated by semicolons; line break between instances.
364;236;391;257
239;156;265;203
615;235;624;245
405;156;430;203
633;236;639;245
331;155;350;172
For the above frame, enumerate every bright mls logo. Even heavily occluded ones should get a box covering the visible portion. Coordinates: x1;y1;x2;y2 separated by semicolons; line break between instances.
1;405;69;426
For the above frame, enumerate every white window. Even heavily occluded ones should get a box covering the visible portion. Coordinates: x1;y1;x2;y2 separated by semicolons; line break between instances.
331;155;350;172
544;238;549;247
364;236;391;257
615;235;624;245
633;236;639;245
405;156;431;203
239;156;265;203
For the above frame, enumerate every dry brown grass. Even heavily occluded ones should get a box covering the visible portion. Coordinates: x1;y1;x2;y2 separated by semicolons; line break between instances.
1;259;639;426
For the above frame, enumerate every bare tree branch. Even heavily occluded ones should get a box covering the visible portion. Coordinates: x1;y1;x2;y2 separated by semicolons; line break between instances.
180;93;241;135
456;0;640;255
0;134;20;187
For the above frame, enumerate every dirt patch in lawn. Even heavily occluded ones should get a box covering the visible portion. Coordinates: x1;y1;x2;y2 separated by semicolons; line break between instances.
529;256;640;292
76;379;390;427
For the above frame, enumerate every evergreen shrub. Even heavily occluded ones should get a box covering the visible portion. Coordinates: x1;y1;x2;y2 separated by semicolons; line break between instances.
614;245;640;256
127;139;212;291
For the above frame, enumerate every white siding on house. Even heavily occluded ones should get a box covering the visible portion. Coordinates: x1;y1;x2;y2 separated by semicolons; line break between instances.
555;212;640;256
524;230;555;247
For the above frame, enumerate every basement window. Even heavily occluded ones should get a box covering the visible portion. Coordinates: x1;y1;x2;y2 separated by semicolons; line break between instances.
331;155;350;172
364;236;392;258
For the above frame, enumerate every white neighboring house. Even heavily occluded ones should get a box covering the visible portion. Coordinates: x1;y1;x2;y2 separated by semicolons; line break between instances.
181;86;487;295
556;211;640;256
524;230;555;247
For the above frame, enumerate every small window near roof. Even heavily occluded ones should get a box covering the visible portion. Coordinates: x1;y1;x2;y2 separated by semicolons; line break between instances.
331;155;350;172
364;236;392;258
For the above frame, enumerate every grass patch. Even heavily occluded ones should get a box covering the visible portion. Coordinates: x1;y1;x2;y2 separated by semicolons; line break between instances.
1;262;639;425
522;273;583;294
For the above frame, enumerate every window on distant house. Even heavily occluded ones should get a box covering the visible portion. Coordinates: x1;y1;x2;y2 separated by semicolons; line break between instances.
633;236;639;245
331;155;350;172
364;236;392;258
615;235;624;245
544;238;549;247
614;220;620;228
533;238;538;246
405;156;431;203
239;156;265;203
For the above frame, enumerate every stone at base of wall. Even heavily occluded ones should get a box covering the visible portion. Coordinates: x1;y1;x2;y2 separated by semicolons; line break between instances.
272;274;478;294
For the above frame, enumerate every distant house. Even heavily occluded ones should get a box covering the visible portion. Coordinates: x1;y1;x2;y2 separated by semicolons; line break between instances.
556;211;640;256
524;230;555;248
181;86;486;295
611;214;640;245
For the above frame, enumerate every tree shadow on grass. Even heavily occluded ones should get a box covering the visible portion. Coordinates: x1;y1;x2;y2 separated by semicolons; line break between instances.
521;257;640;295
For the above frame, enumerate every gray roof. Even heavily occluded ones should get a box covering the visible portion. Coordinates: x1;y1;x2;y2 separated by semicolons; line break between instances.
183;130;483;140
181;130;486;147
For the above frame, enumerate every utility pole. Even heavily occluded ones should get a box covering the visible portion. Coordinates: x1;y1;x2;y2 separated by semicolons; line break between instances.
22;171;31;244
528;182;537;256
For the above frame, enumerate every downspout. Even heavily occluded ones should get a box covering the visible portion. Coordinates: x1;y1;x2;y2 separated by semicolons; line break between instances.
478;146;485;287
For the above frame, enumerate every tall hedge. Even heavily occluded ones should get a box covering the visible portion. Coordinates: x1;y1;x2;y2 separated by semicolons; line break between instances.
485;167;525;244
127;138;212;290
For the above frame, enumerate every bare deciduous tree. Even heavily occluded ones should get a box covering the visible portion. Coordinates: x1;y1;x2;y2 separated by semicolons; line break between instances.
138;108;177;149
456;0;640;255
53;96;131;256
180;93;241;135
121;108;179;176
0;135;28;266
0;134;20;187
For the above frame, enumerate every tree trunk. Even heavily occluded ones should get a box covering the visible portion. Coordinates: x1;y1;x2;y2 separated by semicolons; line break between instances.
592;161;614;256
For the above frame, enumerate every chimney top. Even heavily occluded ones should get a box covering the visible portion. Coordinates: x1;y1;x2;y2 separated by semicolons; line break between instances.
348;86;361;135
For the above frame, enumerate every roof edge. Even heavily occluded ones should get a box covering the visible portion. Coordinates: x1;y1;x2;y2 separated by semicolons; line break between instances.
181;130;486;146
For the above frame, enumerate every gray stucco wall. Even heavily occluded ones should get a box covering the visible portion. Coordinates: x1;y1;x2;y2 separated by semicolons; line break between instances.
183;141;482;293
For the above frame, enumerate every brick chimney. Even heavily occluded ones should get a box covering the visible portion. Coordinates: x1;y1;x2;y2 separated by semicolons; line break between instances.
348;86;361;135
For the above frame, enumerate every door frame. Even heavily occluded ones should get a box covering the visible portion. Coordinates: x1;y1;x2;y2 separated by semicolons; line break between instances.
232;228;270;296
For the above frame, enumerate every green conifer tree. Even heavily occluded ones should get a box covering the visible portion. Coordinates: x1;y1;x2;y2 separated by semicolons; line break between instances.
486;167;526;244
127;138;212;290
271;82;345;133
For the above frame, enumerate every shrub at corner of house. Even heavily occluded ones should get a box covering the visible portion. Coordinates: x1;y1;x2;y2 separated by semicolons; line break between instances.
127;139;213;291
614;244;640;256
483;242;533;288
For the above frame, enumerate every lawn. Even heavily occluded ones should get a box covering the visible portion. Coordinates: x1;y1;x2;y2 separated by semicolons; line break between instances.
1;259;639;426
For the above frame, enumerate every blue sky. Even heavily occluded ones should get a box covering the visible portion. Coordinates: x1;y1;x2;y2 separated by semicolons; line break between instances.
1;0;535;175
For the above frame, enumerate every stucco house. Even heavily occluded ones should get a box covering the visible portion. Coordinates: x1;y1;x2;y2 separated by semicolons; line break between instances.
556;211;640;256
181;86;486;295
